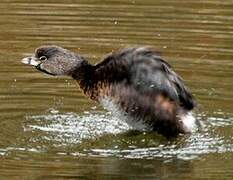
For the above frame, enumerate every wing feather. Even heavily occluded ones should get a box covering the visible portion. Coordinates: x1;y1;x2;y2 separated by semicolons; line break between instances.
128;48;195;110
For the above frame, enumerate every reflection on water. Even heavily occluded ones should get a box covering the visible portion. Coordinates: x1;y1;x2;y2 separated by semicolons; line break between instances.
0;0;233;179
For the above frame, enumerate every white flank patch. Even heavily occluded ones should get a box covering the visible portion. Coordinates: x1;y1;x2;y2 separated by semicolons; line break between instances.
180;112;197;132
100;97;152;131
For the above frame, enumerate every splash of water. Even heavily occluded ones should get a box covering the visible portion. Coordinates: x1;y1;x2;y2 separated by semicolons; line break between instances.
0;107;231;161
17;109;233;160
24;109;131;145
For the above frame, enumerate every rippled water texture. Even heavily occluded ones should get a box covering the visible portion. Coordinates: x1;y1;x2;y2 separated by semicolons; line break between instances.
0;0;232;179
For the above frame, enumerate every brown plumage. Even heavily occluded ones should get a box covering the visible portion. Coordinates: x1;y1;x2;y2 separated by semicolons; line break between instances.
22;46;197;137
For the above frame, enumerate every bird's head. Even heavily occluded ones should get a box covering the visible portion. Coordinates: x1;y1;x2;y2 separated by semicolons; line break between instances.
22;46;86;76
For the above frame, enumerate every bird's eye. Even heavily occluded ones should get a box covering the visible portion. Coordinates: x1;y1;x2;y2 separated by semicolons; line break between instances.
39;56;47;61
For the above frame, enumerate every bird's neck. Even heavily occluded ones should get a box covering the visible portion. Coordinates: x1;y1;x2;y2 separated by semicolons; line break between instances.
71;61;100;100
71;58;128;101
71;60;92;81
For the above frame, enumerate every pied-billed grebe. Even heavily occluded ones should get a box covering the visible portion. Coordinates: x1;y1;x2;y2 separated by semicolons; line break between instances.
22;46;197;137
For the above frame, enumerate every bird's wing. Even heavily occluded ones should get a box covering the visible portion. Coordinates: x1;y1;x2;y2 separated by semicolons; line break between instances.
128;48;195;110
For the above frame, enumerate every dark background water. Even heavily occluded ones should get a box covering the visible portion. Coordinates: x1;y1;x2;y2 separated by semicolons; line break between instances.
0;0;232;179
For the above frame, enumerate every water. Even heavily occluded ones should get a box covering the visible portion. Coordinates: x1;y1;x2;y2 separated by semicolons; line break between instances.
0;0;233;179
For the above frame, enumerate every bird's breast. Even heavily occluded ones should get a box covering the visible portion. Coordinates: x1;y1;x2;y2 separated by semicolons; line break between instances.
99;96;153;131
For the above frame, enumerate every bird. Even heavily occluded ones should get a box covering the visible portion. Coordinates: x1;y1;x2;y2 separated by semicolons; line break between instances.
22;46;197;138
